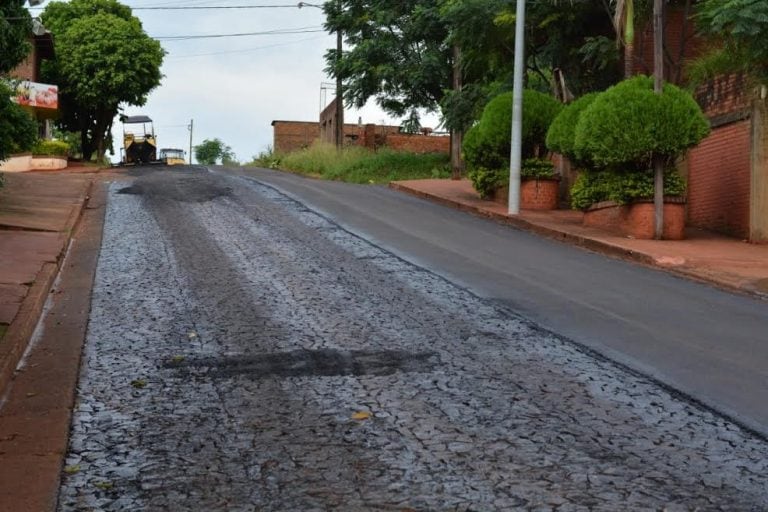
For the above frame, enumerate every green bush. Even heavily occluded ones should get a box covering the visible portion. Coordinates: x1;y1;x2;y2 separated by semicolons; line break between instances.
31;139;70;156
467;158;555;199
545;92;599;165
521;158;556;179
574;76;710;170
570;168;686;210
464;90;562;171
467;166;508;199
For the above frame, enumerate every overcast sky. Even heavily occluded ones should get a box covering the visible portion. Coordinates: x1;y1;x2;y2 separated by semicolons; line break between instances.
32;0;441;163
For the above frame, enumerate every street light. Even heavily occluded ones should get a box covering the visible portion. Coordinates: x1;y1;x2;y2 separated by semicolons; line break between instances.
508;0;526;215
299;1;344;150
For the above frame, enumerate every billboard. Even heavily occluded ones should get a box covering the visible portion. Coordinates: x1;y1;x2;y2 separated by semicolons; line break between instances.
13;81;58;110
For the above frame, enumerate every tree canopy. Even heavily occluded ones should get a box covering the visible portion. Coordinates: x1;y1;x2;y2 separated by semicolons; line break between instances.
41;0;165;162
0;1;38;163
324;0;620;132
194;138;235;165
693;0;768;83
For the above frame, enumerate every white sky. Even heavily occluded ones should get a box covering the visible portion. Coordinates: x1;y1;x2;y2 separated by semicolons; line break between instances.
32;0;441;163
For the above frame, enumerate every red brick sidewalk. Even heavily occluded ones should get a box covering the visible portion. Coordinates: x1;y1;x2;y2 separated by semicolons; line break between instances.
390;179;768;298
0;171;93;395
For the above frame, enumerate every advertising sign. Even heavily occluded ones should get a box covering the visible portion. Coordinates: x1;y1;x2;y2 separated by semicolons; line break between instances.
13;81;58;110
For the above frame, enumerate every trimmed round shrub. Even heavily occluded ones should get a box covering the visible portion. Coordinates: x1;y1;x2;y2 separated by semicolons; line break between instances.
574;75;710;169
570;168;686;210
545;92;599;165
464;90;562;171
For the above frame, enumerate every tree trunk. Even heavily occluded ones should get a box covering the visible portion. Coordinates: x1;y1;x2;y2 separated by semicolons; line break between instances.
624;41;635;78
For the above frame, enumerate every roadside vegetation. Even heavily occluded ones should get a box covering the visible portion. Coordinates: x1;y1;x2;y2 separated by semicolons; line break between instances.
249;144;450;184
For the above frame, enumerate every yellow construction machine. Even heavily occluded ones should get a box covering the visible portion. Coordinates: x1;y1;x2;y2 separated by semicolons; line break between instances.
121;115;158;165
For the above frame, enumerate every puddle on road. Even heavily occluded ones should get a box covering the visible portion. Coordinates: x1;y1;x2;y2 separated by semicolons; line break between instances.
164;348;438;379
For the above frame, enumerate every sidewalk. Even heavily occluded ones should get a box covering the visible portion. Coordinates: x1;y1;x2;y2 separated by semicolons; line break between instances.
390;178;768;299
0;171;93;396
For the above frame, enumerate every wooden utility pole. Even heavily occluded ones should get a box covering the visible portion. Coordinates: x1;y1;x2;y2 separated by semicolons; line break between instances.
188;119;194;165
653;0;664;239
334;0;344;150
450;45;463;180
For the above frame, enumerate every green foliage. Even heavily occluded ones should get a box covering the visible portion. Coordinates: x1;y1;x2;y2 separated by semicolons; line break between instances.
250;146;281;169
545;92;599;165
696;0;768;82
0;1;32;74
570;168;687;210
326;0;450;117
41;0;165;161
574;76;710;170
0;83;38;162
463;90;561;171
194;138;234;165
521;158;555;179
31;140;70;157
467;166;507;199
263;143;450;184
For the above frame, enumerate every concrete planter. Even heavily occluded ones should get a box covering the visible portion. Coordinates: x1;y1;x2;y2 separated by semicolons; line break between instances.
583;198;686;240
0;153;67;172
490;178;560;210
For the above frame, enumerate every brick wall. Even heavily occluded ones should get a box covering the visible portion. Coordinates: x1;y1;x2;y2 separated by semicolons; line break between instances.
386;133;450;154
687;119;752;238
271;121;319;153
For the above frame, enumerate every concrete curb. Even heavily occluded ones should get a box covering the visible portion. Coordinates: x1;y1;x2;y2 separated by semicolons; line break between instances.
388;182;766;301
0;177;93;398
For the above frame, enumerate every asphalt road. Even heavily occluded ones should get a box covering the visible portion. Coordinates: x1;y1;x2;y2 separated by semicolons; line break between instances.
225;166;768;437
58;166;768;511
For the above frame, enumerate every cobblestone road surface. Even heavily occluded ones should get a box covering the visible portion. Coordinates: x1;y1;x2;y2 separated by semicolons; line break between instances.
59;168;768;511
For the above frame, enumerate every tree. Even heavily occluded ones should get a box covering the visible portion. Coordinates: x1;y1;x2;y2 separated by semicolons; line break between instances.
0;2;38;164
693;0;768;83
194;138;234;165
41;0;164;162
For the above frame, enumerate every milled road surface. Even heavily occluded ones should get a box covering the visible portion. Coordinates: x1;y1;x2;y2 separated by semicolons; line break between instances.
59;167;768;511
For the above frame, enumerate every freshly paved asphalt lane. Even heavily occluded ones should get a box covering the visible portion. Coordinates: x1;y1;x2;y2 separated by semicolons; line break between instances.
225;166;768;437
58;166;768;510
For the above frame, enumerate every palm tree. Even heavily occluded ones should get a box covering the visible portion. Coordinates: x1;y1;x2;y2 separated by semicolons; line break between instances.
613;0;636;78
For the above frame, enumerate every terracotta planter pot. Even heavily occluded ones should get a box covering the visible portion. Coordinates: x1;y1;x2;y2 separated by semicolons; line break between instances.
583;198;686;240
521;178;559;210
490;178;560;210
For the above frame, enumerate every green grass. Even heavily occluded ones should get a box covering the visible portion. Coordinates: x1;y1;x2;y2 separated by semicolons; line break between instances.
249;143;451;184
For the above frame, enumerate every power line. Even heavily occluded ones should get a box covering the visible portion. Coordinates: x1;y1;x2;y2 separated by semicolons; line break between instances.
167;35;326;58
154;27;324;41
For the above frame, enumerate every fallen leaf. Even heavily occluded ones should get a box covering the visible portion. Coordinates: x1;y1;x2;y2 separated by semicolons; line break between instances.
170;355;185;364
25;392;37;398
351;411;372;421
63;465;80;474
130;379;147;389
94;481;113;490
188;331;198;339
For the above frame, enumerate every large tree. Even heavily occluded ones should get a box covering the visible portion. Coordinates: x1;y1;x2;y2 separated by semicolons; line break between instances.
41;0;164;161
0;1;38;163
325;0;620;133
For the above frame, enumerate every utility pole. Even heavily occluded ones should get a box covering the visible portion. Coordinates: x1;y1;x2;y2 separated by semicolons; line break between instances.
653;0;664;239
188;119;194;165
508;0;526;215
334;0;344;150
299;1;343;150
450;45;463;180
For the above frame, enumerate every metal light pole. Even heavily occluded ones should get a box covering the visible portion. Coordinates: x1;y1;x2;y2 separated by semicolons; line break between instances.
653;0;664;238
508;0;526;215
